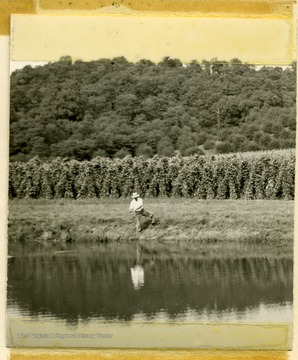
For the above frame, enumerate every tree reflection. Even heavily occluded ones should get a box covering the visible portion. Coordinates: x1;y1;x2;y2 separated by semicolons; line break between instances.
7;244;293;325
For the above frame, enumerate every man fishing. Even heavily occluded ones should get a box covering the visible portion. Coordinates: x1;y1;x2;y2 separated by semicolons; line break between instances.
129;192;155;232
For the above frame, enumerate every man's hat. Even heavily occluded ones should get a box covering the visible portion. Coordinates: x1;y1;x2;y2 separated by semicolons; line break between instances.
132;192;140;198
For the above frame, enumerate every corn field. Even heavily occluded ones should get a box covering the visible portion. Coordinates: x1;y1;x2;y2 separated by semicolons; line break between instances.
9;150;295;200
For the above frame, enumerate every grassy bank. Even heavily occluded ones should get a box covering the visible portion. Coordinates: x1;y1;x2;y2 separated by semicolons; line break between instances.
8;198;294;257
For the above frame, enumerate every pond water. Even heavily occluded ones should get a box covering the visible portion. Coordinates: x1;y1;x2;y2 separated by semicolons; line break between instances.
7;243;293;325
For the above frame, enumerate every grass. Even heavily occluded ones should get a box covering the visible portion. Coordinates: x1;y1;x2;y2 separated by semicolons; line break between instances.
7;198;294;257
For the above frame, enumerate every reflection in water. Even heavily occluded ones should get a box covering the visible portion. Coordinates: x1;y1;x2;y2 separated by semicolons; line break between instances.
131;265;144;290
7;243;293;324
130;243;145;290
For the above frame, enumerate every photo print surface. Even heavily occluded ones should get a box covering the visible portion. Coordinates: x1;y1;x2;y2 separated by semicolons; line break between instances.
6;7;296;350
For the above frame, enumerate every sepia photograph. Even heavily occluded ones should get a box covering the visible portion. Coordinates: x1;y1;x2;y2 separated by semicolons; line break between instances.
6;8;295;350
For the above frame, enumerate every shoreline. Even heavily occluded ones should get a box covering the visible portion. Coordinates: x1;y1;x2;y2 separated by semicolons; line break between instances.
8;199;294;257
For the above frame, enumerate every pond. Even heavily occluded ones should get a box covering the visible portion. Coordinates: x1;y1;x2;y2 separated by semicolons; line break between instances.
7;242;293;325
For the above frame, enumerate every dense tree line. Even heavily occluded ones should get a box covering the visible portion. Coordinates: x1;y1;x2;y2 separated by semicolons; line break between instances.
10;56;296;161
9;150;295;199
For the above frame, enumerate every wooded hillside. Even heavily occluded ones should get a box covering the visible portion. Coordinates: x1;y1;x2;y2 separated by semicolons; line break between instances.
10;57;296;161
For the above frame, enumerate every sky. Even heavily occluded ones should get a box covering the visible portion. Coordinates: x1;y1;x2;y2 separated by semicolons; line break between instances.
9;60;291;75
10;61;48;74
